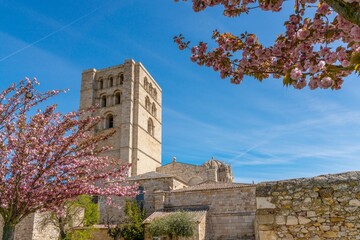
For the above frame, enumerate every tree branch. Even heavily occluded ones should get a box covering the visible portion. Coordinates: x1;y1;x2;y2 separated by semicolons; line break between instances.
324;0;360;26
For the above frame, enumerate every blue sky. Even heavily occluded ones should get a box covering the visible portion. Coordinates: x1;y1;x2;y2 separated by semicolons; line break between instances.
1;0;360;183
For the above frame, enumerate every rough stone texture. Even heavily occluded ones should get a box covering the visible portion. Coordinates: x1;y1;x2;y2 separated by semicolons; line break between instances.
80;59;162;177
80;60;163;224
156;158;233;186
0;212;58;240
255;171;360;240
154;184;257;240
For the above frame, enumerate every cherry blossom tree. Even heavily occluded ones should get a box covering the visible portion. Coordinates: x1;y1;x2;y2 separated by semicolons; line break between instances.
174;0;360;90
0;79;137;240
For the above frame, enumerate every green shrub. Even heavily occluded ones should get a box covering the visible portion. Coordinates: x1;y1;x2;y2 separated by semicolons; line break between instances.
147;211;195;240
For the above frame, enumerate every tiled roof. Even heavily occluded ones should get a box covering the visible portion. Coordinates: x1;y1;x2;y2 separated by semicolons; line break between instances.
171;182;253;192
143;210;207;224
127;171;174;181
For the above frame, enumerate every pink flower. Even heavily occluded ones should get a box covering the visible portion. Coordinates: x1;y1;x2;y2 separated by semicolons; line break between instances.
341;60;350;68
308;77;319;90
246;35;255;45
317;3;330;15
320;77;333;88
296;29;310;40
290;68;302;80
350;26;360;41
317;60;326;70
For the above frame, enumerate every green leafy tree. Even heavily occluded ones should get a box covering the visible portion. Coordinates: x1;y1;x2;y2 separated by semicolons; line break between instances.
107;200;146;240
122;200;146;240
41;195;99;240
147;212;195;240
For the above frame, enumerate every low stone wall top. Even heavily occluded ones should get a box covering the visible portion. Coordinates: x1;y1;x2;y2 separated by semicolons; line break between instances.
255;171;360;240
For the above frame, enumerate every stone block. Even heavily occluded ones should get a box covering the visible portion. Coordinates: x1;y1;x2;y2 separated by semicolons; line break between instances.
349;199;360;206
256;197;276;209
275;215;286;225
257;215;274;225
258;230;277;240
306;211;316;217
298;216;311;225
322;231;337;238
286;216;298;225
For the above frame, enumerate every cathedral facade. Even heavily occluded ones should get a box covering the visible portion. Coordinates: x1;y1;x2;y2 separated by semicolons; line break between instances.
80;59;162;176
81;60;256;240
1;60;358;240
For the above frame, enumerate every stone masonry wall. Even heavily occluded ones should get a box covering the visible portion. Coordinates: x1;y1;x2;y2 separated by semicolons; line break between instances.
0;212;58;240
156;162;211;186
158;185;256;240
255;171;360;240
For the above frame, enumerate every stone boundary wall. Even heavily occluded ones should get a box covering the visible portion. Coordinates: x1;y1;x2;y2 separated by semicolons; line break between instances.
255;171;360;240
0;212;58;240
158;185;256;240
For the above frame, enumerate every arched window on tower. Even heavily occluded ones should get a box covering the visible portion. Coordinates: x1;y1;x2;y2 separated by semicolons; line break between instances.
144;77;148;90
153;89;157;100
145;96;151;111
119;73;124;85
109;76;113;88
149;83;153;94
151;103;156;117
115;92;121;105
147;118;154;136
106;114;114;129
101;95;107;107
99;79;104;89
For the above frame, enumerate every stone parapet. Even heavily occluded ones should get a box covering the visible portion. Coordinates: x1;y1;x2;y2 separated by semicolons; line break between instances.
255;171;360;240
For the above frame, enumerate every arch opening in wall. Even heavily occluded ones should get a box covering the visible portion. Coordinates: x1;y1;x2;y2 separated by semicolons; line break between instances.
145;96;151;111
105;114;114;129
99;79;104;90
147;118;154;136
153;89;157;100
144;77;149;91
119;73;124;85
101;95;107;107
149;83;153;94
151;103;156;117
109;76;114;87
114;92;121;105
188;176;203;186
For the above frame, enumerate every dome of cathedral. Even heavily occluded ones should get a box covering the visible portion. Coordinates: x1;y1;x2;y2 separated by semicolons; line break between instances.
203;157;229;169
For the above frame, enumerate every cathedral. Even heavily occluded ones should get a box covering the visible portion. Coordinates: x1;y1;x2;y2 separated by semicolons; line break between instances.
1;60;358;240
79;60;256;240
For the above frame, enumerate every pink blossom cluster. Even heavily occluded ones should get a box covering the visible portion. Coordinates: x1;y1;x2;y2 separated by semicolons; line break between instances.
0;80;137;227
174;0;360;90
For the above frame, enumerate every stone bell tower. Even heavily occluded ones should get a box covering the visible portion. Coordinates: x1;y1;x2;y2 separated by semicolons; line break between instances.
79;59;162;176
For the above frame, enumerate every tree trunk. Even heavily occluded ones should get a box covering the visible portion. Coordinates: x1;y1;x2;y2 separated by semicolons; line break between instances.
58;228;67;240
58;219;67;240
324;0;360;26
2;222;16;240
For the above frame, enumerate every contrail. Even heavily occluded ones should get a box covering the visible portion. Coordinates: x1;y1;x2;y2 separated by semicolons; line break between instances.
0;6;102;62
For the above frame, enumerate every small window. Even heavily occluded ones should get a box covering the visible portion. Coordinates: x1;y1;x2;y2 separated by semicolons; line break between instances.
144;77;148;90
119;73;124;85
109;77;113;87
149;83;153;93
147;118;154;136
99;79;104;89
115;92;121;104
145;96;151;111
101;95;107;107
153;89;157;100
151;103;156;117
106;114;114;129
